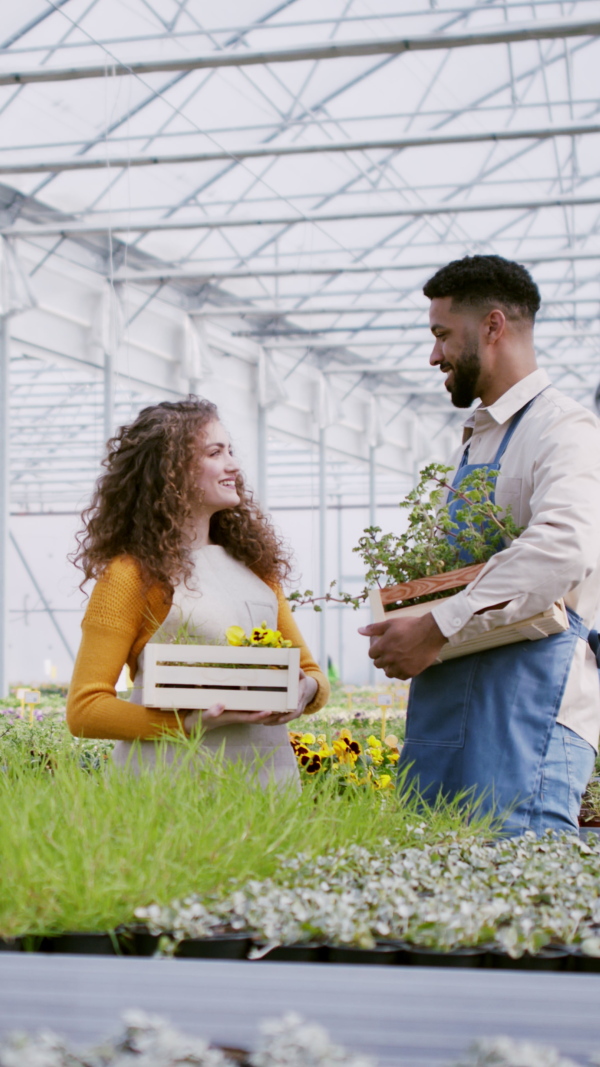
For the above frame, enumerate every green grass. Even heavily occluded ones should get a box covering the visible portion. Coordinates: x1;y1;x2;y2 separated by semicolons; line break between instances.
0;732;494;939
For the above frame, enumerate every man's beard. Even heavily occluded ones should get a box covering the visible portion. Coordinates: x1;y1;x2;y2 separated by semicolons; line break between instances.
447;344;481;408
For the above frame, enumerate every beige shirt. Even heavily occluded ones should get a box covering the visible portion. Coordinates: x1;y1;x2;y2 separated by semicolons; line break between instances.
431;368;600;750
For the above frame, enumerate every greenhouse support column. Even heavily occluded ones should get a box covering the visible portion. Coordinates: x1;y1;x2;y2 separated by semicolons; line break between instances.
257;403;267;511
319;426;327;670
368;447;377;684
369;444;377;528
337;493;344;683
103;345;114;445
0;317;9;697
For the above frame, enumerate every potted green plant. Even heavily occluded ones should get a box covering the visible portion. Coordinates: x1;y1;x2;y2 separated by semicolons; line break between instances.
290;463;568;661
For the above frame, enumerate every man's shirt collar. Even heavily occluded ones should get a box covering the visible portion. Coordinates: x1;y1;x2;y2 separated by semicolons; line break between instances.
463;368;551;430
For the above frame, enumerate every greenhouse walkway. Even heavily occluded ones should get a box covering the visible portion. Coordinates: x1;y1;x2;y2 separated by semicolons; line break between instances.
1;953;600;1065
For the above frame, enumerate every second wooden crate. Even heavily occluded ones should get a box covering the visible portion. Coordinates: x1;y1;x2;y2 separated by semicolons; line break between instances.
368;563;568;662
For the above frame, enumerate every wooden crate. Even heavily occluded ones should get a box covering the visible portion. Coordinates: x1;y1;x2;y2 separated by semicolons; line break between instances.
368;563;569;662
142;644;300;711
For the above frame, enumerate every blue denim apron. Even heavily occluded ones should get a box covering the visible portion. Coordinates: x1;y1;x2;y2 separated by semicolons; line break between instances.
398;394;588;833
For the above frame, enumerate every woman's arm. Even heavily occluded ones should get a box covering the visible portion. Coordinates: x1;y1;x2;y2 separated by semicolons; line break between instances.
275;588;330;715
66;558;185;741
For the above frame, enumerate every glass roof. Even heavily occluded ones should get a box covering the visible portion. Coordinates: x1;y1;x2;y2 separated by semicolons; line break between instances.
0;0;599;511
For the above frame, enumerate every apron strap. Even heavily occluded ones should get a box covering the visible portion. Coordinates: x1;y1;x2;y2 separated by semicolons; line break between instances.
588;629;600;669
456;387;547;472
568;617;600;669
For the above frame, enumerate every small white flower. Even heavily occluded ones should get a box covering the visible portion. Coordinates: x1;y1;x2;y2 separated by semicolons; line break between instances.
456;1037;579;1067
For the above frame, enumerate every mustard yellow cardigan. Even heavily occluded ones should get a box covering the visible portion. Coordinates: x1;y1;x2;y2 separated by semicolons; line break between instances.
66;554;330;741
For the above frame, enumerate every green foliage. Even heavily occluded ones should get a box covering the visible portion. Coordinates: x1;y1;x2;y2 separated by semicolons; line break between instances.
287;581;364;613
289;463;523;610
354;463;522;605
0;732;491;939
0;708;113;771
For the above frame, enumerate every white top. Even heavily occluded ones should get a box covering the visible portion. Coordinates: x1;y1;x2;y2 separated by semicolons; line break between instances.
115;545;299;786
431;368;600;750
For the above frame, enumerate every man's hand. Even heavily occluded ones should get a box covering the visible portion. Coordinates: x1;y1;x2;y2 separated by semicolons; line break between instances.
358;613;447;679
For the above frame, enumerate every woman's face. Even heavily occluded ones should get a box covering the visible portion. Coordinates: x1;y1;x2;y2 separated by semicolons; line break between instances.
194;420;241;512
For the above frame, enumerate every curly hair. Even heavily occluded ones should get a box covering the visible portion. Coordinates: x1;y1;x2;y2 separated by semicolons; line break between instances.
423;255;541;321
72;396;291;593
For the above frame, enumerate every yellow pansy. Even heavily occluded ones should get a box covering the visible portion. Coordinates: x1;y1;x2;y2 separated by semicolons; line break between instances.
339;728;353;742
375;774;393;790
316;734;327;744
336;747;358;766
367;735;382;748
300;732;316;745
387;751;400;763
225;625;247;646
250;623;275;645
318;744;334;757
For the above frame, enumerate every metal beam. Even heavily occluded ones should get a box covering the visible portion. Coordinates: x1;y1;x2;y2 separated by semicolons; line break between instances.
8;194;600;242
190;297;600;316
99;250;600;283
2;122;599;175
0;18;598;85
236;314;600;335
9;5;599;55
0;319;8;696
0;0;72;50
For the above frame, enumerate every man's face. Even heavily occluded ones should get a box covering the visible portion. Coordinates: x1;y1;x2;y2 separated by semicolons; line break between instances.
428;297;482;409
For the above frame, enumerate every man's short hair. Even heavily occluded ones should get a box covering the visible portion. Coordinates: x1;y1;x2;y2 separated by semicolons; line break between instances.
423;255;541;322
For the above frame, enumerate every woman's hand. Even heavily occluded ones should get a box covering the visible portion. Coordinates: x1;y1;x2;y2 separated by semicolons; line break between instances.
183;670;319;734
254;669;319;727
184;704;282;735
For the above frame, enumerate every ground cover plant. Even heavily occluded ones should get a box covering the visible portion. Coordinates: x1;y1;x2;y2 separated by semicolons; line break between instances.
0;1010;375;1067
4;1013;594;1067
0;704;112;770
136;833;600;959
0;731;489;941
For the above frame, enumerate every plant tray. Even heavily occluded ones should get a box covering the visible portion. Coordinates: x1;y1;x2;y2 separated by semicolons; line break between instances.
142;643;300;712
368;562;569;662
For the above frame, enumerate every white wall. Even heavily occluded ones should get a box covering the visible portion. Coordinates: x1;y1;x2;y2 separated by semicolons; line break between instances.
8;514;85;686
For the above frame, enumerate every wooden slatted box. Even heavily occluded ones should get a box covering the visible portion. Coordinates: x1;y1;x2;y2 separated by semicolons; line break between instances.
142;644;300;712
368;562;568;662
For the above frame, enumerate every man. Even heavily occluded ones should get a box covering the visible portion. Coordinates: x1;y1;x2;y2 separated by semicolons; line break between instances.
359;255;600;834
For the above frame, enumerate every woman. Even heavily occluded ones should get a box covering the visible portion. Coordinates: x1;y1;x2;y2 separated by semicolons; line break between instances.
67;397;329;786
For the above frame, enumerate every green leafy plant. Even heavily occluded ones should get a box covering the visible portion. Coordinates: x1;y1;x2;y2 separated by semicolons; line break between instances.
289;463;523;611
0;730;488;939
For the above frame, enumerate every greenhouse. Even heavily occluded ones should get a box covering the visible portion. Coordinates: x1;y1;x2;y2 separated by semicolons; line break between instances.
1;1;600;1064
